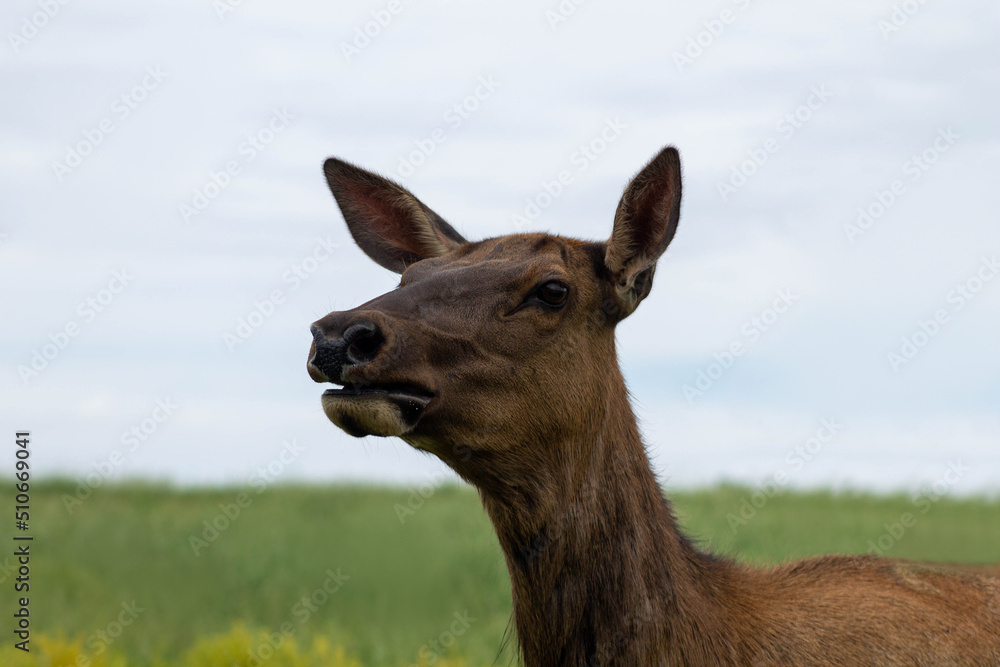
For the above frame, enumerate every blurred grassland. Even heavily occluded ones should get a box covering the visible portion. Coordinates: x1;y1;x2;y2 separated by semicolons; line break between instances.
1;481;998;666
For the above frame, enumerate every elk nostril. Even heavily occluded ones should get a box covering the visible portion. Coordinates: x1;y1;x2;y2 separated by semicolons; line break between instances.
343;323;384;365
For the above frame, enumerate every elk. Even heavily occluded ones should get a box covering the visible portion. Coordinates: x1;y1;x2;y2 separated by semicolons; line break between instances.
306;146;1000;665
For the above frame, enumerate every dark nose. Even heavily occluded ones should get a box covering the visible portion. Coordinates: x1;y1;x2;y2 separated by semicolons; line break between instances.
308;320;385;382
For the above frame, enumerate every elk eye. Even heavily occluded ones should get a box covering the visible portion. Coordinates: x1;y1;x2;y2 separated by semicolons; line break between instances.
536;281;569;307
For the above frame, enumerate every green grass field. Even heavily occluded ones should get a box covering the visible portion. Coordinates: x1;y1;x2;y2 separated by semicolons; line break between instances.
2;481;998;666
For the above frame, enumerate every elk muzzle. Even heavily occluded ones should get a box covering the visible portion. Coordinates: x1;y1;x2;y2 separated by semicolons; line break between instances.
308;318;434;438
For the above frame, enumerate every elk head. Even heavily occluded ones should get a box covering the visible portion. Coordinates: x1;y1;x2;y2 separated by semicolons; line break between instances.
307;147;681;487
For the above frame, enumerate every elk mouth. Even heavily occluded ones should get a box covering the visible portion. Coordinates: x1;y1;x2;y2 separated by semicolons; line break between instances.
321;382;434;438
322;382;434;402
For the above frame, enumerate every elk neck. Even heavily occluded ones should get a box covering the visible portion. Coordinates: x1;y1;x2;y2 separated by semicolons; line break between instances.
469;358;737;664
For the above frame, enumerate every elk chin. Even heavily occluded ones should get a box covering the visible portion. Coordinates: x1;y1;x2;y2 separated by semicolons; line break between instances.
321;390;430;438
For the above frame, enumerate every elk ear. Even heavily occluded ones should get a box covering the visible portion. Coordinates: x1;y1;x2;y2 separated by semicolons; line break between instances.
604;146;682;318
323;158;467;273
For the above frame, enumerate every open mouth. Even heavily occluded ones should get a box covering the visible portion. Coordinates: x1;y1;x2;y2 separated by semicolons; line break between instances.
321;382;434;435
322;382;434;402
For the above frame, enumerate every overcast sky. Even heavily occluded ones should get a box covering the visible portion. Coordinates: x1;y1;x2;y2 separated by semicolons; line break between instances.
2;0;998;494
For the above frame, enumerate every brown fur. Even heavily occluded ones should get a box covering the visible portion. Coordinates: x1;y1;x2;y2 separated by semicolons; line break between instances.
309;148;1000;665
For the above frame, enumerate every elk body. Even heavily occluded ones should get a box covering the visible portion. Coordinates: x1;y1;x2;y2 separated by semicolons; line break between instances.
306;147;1000;666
